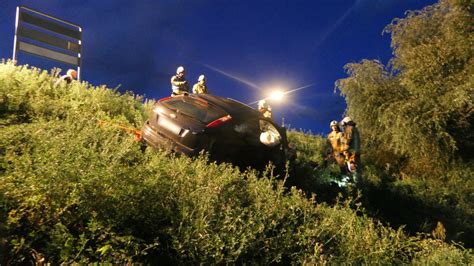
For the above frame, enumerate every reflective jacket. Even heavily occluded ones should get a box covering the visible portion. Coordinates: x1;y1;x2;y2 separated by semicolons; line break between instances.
259;106;272;119
192;83;208;94
171;75;189;95
342;123;360;154
327;130;344;153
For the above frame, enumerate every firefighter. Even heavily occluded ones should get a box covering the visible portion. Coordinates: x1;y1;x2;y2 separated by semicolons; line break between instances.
341;116;361;173
327;120;345;169
258;99;272;119
170;66;189;96
192;75;208;94
54;69;77;86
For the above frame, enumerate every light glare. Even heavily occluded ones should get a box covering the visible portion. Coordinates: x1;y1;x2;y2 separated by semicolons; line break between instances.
270;90;284;101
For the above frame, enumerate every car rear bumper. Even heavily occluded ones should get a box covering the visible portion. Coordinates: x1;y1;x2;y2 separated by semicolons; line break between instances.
141;123;201;156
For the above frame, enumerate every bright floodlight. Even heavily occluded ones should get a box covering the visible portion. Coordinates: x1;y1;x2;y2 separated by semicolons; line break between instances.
269;90;285;101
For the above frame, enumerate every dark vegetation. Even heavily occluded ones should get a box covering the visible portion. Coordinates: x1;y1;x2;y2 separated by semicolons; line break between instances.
335;0;473;248
0;0;472;263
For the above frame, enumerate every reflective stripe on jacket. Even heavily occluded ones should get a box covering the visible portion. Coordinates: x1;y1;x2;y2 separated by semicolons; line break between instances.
171;75;189;94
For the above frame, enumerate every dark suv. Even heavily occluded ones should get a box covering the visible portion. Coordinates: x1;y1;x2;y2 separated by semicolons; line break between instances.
141;94;291;171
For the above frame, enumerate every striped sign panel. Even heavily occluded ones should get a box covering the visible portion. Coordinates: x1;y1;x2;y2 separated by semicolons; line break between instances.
18;41;79;66
13;6;82;78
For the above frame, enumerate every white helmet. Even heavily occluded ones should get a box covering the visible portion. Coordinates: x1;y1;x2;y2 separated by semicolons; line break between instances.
176;66;185;74
198;74;205;81
67;69;78;79
258;99;268;108
341;116;352;124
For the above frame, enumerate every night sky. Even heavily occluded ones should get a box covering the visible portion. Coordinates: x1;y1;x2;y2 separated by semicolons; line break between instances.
0;0;437;134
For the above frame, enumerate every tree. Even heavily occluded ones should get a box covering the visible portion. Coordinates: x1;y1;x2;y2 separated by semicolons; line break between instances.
336;0;473;173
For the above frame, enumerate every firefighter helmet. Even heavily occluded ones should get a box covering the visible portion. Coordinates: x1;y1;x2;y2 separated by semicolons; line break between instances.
342;116;352;125
258;99;268;109
67;69;77;79
176;66;185;74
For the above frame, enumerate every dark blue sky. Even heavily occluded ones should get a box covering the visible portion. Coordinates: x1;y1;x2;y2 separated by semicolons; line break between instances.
0;0;436;134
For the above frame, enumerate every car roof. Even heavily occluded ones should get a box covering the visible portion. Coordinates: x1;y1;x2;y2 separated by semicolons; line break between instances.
194;94;258;117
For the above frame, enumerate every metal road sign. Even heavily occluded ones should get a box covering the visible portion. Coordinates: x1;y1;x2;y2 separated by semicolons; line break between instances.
12;6;82;80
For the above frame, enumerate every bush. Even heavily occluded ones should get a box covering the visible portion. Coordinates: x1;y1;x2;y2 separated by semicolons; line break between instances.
359;164;474;247
335;0;473;174
0;62;471;264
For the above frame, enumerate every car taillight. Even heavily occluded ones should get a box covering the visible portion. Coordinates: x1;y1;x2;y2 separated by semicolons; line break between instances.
158;96;173;102
206;115;232;128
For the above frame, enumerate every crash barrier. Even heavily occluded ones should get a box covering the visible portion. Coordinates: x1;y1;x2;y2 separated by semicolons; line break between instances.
12;6;82;80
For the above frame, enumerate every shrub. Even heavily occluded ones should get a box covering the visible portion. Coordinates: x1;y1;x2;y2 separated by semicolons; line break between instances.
1;62;471;264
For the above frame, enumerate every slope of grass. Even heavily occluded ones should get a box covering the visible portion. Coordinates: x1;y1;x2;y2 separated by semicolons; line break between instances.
0;62;471;264
288;127;474;248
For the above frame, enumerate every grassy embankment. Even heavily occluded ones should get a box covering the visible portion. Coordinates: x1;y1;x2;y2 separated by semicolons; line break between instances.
0;62;472;264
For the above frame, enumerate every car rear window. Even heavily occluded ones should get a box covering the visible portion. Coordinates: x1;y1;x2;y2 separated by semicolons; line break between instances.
162;97;227;124
217;98;259;117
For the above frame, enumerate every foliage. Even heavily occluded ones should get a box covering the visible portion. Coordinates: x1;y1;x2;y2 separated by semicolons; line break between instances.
286;130;348;202
0;61;146;127
359;164;474;247
333;0;473;249
335;0;473;174
1;62;471;263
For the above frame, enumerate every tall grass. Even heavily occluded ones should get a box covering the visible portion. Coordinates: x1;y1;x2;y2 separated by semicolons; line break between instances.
0;62;471;264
